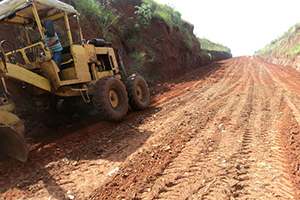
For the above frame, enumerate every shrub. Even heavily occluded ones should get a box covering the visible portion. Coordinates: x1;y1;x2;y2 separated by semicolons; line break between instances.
181;40;193;50
146;74;162;83
255;22;300;58
68;0;119;39
142;0;182;31
144;47;156;63
134;3;153;29
198;37;231;53
128;52;148;75
287;43;300;59
200;50;212;61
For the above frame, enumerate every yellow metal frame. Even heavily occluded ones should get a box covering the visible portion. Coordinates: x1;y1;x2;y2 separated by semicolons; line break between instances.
0;102;16;113
5;42;47;66
41;12;65;24
0;0;28;20
36;0;78;14
24;27;31;44
0;0;79;23
6;63;52;92
77;15;84;44
31;3;52;60
64;12;73;47
0;0;122;97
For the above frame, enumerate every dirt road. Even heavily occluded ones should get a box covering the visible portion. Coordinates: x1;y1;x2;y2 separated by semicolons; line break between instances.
1;56;300;199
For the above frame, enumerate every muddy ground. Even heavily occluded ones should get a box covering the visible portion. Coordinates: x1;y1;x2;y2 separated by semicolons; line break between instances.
1;56;300;199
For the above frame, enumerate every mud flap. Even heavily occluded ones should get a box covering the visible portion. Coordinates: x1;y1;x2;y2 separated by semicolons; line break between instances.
0;110;28;162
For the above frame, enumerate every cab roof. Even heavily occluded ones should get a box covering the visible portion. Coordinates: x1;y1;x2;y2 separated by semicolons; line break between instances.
0;0;79;25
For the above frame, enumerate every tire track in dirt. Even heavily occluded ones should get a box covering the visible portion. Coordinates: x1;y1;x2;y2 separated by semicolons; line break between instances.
235;61;293;199
255;58;300;198
3;57;300;199
142;57;296;199
199;72;256;199
139;60;258;199
92;56;299;199
263;60;300;126
239;59;295;199
235;58;295;199
91;59;254;199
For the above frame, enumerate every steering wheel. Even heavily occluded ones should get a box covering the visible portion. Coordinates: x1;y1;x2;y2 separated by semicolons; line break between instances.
0;40;17;64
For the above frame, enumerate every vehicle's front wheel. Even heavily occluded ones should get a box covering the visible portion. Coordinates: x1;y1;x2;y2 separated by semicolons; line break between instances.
92;76;128;121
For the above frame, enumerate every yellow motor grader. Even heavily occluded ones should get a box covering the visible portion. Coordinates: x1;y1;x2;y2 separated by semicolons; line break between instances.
0;0;150;162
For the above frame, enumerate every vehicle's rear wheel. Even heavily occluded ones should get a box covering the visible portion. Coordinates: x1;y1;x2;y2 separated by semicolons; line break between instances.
126;73;150;110
92;76;128;121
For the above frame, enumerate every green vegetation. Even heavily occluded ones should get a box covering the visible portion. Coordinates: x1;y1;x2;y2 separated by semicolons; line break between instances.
128;47;157;78
134;4;153;28
255;22;300;60
288;43;300;59
199;50;212;61
146;74;163;83
65;0;231;81
67;0;119;40
196;37;232;62
128;52;148;75
141;0;182;31
181;39;194;50
198;38;231;54
181;28;194;50
254;36;285;57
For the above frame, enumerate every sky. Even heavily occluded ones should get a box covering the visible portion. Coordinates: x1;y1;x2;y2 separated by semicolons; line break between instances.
155;0;300;57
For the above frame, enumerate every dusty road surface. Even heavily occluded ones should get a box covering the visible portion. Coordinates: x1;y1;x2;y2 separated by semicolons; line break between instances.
1;56;300;199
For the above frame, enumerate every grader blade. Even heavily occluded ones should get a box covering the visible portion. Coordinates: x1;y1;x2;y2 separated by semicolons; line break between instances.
0;126;28;162
0;110;28;162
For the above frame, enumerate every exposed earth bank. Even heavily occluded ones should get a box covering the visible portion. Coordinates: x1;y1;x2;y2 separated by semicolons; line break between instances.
255;22;300;72
0;0;232;81
1;56;300;199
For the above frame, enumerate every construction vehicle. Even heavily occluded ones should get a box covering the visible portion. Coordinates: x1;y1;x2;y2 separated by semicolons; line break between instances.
0;0;150;162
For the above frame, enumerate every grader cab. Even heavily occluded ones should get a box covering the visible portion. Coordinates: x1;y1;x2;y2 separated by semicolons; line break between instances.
0;0;150;162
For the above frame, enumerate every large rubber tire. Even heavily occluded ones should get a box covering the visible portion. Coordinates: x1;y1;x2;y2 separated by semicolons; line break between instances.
92;76;128;122
126;73;150;110
40;97;76;128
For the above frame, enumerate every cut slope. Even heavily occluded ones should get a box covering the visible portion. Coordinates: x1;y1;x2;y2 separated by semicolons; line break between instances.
255;22;300;70
0;0;232;81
